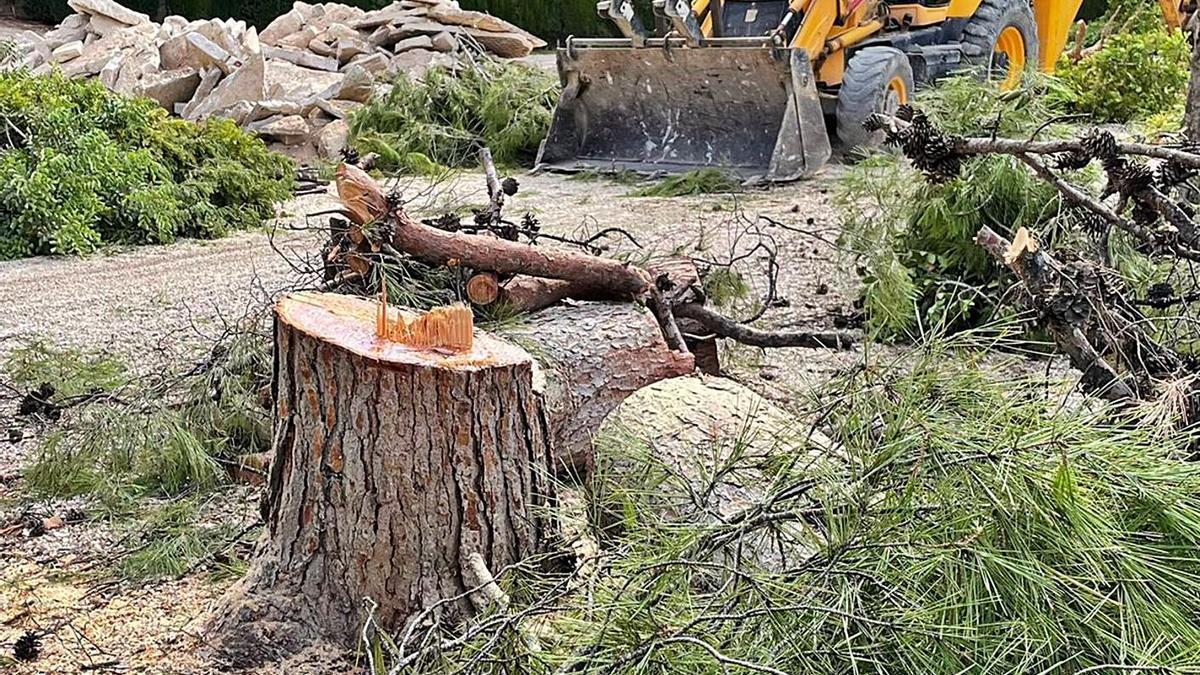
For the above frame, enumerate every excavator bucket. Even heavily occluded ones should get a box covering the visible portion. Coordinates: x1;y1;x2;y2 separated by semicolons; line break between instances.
536;39;832;183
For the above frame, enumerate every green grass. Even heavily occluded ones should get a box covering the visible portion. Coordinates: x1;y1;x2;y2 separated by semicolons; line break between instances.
11;331;271;510
629;169;743;198
376;334;1200;674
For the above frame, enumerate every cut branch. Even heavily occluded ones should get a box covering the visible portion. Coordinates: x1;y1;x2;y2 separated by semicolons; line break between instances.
674;303;856;350
975;226;1138;404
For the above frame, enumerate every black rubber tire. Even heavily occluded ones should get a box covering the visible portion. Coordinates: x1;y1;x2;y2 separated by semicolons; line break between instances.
835;46;915;152
960;0;1039;82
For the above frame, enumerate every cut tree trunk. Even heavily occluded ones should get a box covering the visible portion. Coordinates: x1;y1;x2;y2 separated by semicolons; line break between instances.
517;302;695;472
204;294;694;667
204;292;556;668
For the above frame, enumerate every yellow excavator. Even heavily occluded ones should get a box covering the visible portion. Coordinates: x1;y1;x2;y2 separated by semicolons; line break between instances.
537;0;1194;182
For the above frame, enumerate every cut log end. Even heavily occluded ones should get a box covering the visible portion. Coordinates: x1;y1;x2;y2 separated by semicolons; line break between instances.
277;292;522;370
466;272;501;306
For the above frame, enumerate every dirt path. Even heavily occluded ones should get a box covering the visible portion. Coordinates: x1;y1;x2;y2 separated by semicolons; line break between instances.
0;171;859;371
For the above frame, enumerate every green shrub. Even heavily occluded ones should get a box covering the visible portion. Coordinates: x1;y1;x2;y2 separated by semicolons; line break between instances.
0;71;293;258
349;61;558;173
1057;28;1189;123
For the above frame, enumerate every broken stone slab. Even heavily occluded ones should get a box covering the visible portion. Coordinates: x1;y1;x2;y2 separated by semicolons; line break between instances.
61;22;158;77
430;31;457;53
426;5;546;48
316;63;373;103
353;3;426;30
259;8;304;46
67;0;151;27
199;19;246;60
392;34;432;54
335;37;374;64
161;30;238;72
276;27;318;50
316;118;350;159
394;20;457;38
247;114;311;145
308;37;336;58
346;52;389;75
88;13;130;37
17;33;51;69
265;59;345;101
246;99;305;123
263;45;339;72
311;97;363;120
187;50;265;120
242;26;262;57
320;23;361;42
291;1;323;22
163;15;189;34
179;66;222;118
387;48;450;80
111;51;158;95
137;67;202;109
464;28;538;59
42;23;89;50
51;41;85;63
308;4;367;33
99;54;124;88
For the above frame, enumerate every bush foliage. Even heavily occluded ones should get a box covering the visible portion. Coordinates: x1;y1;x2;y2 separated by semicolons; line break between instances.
0;71;293;258
1058;27;1190;123
349;61;558;173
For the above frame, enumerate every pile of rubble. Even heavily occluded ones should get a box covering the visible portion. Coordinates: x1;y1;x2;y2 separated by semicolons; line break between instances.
14;0;547;160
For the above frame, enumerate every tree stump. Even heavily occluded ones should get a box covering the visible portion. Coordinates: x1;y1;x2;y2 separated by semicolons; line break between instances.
205;292;556;668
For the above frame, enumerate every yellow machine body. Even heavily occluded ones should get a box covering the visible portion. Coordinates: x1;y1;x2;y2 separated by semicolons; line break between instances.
537;0;1186;182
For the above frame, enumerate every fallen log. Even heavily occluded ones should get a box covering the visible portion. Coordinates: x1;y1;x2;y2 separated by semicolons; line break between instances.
330;162;858;356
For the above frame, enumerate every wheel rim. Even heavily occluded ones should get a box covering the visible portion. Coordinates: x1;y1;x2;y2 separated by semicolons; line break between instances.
993;26;1026;90
882;76;908;115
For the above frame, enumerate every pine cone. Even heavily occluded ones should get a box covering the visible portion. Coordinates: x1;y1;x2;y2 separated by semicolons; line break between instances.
1054;150;1092;172
14;630;40;662
1081;129;1119;162
1148;282;1175;301
501;177;519;196
1157;160;1196;189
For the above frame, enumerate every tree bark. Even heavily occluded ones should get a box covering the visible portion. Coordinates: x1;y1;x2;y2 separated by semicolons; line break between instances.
517;302;696;473
1187;15;1200;143
204;292;556;668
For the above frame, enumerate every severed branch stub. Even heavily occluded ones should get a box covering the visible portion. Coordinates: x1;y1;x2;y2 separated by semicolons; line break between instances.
976;225;1200;416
